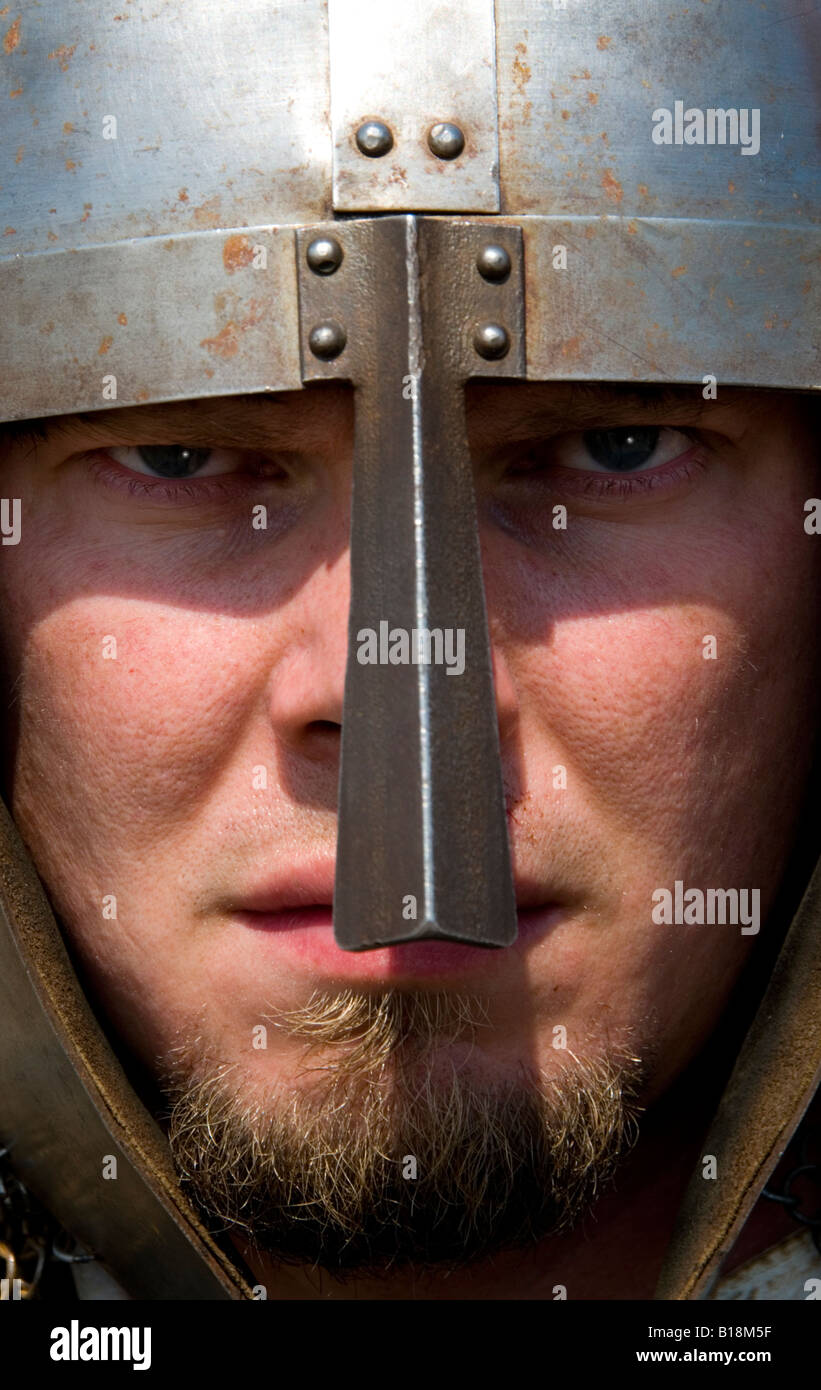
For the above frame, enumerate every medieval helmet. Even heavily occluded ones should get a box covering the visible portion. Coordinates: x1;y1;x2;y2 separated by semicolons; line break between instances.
0;0;819;1300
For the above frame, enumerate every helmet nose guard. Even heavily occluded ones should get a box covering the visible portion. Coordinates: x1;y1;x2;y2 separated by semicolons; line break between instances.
297;217;525;950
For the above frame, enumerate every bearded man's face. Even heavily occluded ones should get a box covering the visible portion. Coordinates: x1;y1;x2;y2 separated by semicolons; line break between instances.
0;382;817;1283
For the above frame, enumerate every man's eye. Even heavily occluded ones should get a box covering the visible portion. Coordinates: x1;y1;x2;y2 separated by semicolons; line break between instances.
107;445;241;479
555;426;694;473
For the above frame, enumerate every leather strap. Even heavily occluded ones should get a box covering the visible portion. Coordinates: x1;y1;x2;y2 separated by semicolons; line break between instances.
0;797;253;1300
654;857;821;1299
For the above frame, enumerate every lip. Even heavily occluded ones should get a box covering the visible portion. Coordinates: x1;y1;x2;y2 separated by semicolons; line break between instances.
230;862;562;979
233;860;338;916
233;861;555;917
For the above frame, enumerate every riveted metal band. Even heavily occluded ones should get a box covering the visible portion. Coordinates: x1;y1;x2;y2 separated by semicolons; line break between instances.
0;227;303;424
297;215;524;950
2;217;817;426
328;0;500;213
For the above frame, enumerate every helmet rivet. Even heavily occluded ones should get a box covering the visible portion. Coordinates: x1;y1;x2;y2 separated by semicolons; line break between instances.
306;237;344;275
427;122;465;160
308;321;347;359
355;121;394;157
473;323;510;360
476;244;511;283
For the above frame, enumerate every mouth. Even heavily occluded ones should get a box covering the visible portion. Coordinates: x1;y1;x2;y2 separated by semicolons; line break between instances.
229;864;563;979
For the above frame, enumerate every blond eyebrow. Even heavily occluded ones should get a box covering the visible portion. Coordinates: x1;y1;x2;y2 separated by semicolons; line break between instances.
466;381;787;448
1;381;793;453
56;395;301;450
0;393;325;455
477;381;754;428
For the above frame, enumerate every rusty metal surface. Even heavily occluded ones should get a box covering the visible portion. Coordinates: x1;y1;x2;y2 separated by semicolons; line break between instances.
4;0;817;243
0;0;331;259
298;216;524;949
329;0;500;212
496;0;820;222
5;210;815;426
521;217;821;386
0;227;303;422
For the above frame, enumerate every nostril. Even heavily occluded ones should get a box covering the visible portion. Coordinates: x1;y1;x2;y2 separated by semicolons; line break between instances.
308;720;340;737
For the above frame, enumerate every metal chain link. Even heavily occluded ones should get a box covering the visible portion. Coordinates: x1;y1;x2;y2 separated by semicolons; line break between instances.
761;1126;821;1256
0;1146;88;1299
0;1149;47;1299
0;1238;42;1300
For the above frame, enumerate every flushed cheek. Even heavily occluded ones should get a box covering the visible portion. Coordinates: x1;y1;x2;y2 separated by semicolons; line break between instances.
516;594;802;1066
17;599;260;822
525;601;760;833
3;600;267;1056
514;597;796;998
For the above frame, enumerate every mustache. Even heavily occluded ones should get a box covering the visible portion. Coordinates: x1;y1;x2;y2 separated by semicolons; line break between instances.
262;986;494;1075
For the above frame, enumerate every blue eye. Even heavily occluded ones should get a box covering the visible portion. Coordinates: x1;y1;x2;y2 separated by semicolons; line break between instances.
583;427;660;471
133;446;213;478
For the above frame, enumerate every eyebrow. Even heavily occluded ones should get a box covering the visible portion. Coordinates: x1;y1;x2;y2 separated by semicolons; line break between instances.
41;396;299;451
0;395;313;459
473;381;758;426
0;381;777;451
466;380;775;445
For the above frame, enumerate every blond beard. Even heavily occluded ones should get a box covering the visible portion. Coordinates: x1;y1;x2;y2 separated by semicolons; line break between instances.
160;989;646;1279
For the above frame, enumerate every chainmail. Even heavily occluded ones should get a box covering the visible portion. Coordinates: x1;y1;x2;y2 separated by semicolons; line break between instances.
0;1146;84;1300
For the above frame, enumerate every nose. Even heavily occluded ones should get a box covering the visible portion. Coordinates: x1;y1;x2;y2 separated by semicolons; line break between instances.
268;560;520;783
490;642;520;752
266;552;349;761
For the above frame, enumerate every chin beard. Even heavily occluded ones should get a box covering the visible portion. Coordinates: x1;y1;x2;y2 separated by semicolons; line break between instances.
160;989;646;1280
